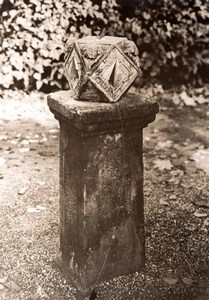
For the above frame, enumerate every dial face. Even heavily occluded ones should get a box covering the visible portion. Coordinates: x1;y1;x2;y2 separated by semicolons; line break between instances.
64;37;140;103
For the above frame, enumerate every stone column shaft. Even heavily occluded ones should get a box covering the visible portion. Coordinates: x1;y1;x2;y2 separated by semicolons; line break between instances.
47;90;159;295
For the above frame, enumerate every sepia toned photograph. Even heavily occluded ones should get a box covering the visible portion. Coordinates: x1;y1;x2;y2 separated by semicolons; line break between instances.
0;0;209;299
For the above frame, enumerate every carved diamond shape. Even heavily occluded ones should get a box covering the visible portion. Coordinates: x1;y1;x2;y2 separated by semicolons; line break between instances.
90;47;138;102
64;36;140;102
64;48;82;91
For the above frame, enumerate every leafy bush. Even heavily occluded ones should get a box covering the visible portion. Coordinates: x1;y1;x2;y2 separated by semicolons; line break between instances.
0;0;112;91
115;0;209;87
0;0;208;91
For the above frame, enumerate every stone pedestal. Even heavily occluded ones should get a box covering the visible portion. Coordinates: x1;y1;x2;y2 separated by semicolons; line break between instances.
47;90;158;297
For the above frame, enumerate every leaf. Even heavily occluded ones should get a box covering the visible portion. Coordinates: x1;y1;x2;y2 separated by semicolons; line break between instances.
36;205;46;211
166;22;172;32
4;281;21;292
0;276;8;284
0;158;6;166
153;159;173;171
180;91;197;106
160;199;169;206
157;140;173;149
203;218;209;226
19;148;30;153
185;225;196;232
13;71;23;81
36;285;49;299
195;95;208;105
27;205;46;213
163;277;178;285
0;135;8;141
10;54;23;71
169;195;177;201
38;151;55;157
182;277;194;285
185;143;201;152
172;93;181;105
36;80;43;90
194;87;205;95
27;207;40;213
37;181;46;186
0;74;14;89
18;187;28;195
33;73;41;81
38;137;47;144
1;64;13;75
143;12;150;20
193;211;208;218
193;198;209;208
191;149;209;174
42;59;51;67
170;169;184;177
49;128;58;134
20;139;29;145
34;63;44;73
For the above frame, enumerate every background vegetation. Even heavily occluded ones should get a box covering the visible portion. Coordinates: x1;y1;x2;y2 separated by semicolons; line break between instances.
0;0;209;91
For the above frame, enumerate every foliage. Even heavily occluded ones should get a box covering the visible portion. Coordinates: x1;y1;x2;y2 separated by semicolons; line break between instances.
109;0;209;87
0;0;111;91
0;0;209;91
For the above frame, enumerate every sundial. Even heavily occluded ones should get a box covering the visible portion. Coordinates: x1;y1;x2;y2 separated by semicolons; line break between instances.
48;34;159;299
64;36;141;103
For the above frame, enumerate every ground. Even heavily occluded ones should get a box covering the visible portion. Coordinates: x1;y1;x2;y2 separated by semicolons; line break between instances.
0;87;209;300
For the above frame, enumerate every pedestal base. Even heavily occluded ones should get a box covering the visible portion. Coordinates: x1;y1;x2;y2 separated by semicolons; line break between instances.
47;91;159;293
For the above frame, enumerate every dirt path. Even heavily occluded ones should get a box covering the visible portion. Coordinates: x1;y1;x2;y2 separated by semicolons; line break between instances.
0;89;209;300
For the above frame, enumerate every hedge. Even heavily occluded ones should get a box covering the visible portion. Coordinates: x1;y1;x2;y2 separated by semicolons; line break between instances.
0;0;208;91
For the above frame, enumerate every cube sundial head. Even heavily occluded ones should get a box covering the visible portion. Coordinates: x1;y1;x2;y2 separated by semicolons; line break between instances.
64;36;141;103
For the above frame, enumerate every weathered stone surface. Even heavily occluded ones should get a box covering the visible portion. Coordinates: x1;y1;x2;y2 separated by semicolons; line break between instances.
48;90;159;136
47;91;159;296
64;36;141;103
